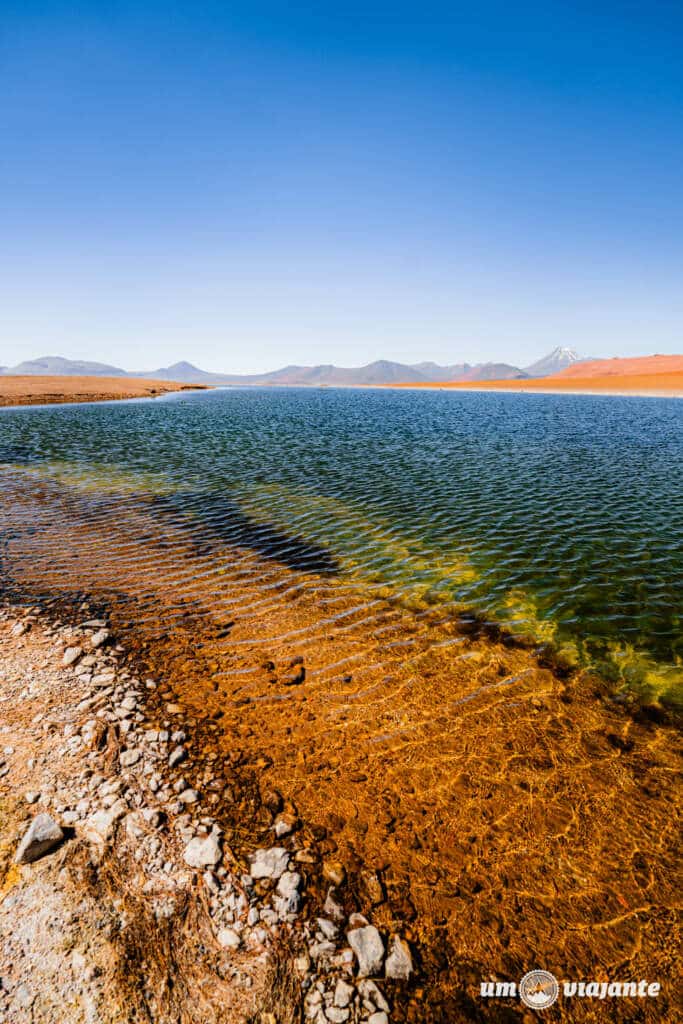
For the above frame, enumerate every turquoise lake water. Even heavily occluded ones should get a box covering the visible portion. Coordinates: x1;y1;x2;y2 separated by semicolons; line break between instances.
1;387;681;699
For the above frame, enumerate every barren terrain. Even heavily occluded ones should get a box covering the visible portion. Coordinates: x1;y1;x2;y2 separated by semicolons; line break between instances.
0;375;209;407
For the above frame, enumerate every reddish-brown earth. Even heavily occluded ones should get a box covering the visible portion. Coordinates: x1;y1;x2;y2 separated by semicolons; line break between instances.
0;375;210;407
391;355;683;396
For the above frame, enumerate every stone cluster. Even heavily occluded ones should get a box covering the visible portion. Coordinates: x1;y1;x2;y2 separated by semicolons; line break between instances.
0;604;413;1023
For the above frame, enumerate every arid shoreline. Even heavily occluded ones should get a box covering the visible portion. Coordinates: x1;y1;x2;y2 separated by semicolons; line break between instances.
0;375;211;408
385;373;683;398
0;600;414;1024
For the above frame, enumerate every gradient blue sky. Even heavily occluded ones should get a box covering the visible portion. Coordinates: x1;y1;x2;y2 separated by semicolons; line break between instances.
1;1;682;373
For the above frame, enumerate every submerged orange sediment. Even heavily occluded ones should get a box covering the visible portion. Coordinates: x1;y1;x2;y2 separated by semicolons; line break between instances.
1;474;680;1021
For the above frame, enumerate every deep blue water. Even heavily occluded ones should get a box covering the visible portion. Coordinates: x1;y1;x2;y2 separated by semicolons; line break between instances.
1;387;682;695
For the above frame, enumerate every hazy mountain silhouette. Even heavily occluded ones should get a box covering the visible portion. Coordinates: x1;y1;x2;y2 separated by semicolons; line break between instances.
1;350;593;384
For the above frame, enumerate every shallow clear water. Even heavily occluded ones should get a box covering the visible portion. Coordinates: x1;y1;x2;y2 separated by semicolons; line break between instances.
1;387;682;696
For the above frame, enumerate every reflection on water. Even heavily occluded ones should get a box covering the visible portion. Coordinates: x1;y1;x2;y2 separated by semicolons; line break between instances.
1;387;681;699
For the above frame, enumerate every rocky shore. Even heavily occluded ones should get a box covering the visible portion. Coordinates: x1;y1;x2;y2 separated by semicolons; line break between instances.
0;603;412;1024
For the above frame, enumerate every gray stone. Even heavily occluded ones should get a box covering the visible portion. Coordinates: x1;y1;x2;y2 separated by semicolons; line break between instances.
83;800;126;844
317;917;338;940
358;981;389;1013
325;1009;349;1023
276;870;301;897
90;629;110;649
333;978;354;1008
119;748;141;768
385;933;413;980
249;846;290;880
323;887;345;922
14;813;64;864
347;925;385;977
168;746;186;768
62;646;82;668
183;834;221;869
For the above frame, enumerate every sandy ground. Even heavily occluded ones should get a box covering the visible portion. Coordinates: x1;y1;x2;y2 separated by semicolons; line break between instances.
389;355;683;396
0;376;210;407
557;355;683;378
390;373;683;397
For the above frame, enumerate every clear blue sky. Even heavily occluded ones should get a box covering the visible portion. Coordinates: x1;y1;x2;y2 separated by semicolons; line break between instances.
1;1;681;372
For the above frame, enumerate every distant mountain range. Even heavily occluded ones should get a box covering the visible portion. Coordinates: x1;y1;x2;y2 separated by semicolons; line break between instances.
0;347;591;385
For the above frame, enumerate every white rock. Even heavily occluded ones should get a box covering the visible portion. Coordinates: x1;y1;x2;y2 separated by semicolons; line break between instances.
90;629;109;649
358;980;389;1013
62;646;82;667
14;813;64;864
385;933;413;980
83;800;126;844
317;917;338;940
347;925;385;977
168;746;186;768
325;1009;349;1023
323;888;345;921
276;870;301;897
24;792;40;805
333;978;354;1008
217;927;241;950
120;749;141;768
183;834;221;869
368;1014;389;1024
249;846;290;880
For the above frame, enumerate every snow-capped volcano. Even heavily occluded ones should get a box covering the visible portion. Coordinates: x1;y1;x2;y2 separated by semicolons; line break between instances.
523;347;588;377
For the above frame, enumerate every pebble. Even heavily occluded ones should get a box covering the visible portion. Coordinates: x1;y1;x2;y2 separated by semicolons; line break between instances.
168;746;187;768
62;646;82;668
347;925;385;977
334;978;354;1008
83;800;126;844
325;1009;350;1023
90;629;110;649
249;846;290;880
183;834;222;869
385;934;413;980
323;860;346;886
14;813;64;864
217;927;241;950
120;749;141;768
358;980;390;1013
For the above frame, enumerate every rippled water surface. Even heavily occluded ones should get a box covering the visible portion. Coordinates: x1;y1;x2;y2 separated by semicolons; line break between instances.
1;387;682;695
